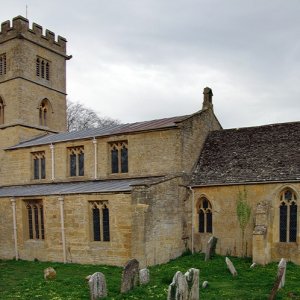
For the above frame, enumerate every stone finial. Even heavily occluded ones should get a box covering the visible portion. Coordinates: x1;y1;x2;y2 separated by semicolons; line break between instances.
202;87;213;110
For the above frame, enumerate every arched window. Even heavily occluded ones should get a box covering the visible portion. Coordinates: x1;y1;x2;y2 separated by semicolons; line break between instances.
39;99;48;126
279;188;297;242
0;97;4;125
90;201;110;242
198;197;213;233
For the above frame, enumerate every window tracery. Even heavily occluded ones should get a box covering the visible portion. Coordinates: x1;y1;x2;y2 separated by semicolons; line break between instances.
25;200;45;240
110;141;128;174
68;146;84;176
279;188;297;242
198;197;212;233
90;201;110;242
32;151;46;180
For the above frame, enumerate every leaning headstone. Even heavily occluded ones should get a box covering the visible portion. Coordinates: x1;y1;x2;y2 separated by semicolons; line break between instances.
88;272;107;300
250;262;256;269
205;236;218;261
202;281;209;289
44;267;56;280
184;268;199;300
225;257;237;276
278;258;286;289
268;258;287;300
167;271;188;300
139;268;150;285
120;259;139;293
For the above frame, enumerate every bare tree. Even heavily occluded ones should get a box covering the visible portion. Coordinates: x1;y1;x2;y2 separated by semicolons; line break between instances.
67;100;120;131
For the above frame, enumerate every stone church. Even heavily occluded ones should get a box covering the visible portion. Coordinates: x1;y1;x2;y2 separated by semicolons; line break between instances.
0;16;299;267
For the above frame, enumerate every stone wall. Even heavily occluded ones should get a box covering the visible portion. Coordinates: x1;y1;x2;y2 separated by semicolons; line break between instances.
191;182;300;264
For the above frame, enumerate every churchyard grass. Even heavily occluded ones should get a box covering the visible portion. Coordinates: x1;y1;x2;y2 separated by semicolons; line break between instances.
1;253;300;299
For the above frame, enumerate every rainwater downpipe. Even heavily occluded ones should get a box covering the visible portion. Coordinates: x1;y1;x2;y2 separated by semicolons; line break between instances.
50;143;55;181
58;196;67;263
189;186;195;254
11;197;19;260
93;137;97;179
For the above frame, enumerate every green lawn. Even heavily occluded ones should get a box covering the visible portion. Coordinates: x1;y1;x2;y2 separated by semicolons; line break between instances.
1;253;300;299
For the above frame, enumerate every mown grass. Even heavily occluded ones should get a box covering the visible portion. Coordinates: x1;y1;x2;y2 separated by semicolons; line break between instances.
1;253;300;299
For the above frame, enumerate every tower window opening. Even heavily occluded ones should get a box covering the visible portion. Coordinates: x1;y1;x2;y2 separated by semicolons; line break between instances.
36;56;50;80
0;53;6;75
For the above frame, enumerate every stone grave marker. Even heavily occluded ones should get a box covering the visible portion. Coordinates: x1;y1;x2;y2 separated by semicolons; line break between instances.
202;281;209;289
268;258;287;300
88;272;107;300
44;267;56;280
167;271;188;300
139;268;150;285
205;236;218;261
120;258;139;293
184;268;199;300
225;257;237;276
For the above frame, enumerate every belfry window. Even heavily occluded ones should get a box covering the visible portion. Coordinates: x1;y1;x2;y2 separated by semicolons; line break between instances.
32;151;46;180
90;201;110;242
279;188;297;242
36;56;50;80
0;97;4;125
110;141;128;174
68;146;84;177
0;53;6;75
25;200;45;240
198;197;213;233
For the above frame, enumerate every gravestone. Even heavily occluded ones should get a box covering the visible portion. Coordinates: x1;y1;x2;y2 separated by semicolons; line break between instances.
120;259;139;293
225;257;237;276
88;272;107;300
139;268;150;285
44;267;56;280
205;236;218;261
268;258;287;300
184;268;199;300
167;271;188;300
202;281;209;289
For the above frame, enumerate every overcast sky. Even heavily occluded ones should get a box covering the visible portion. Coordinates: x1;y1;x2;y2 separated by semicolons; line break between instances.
1;1;300;128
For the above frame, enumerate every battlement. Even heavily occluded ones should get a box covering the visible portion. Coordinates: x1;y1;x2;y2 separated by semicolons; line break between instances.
0;16;67;55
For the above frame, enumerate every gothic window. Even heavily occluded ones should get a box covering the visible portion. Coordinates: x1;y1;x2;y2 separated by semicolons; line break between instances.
36;56;50;80
32;151;46;179
90;201;110;242
68;146;84;177
110;141;128;174
25;200;45;240
39;99;49;126
0;97;4;125
279;188;297;242
0;53;6;75
198;197;213;233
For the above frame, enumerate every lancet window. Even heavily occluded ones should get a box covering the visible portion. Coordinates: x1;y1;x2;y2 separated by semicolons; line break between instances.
279;188;297;242
32;151;46;180
68;146;84;177
198;197;213;233
90;201;110;242
110;141;128;174
25;200;45;240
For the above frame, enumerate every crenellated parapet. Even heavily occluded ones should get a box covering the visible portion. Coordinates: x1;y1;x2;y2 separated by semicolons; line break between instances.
0;16;67;56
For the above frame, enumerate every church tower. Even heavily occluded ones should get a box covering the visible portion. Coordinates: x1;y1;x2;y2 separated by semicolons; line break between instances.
0;16;71;142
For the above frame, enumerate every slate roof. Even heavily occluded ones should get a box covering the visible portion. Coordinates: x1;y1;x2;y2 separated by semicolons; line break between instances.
191;121;300;186
7;115;188;149
0;178;159;198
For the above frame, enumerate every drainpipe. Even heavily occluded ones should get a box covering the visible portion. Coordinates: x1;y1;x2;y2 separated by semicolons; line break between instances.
92;137;97;179
11;197;19;260
189;187;195;254
58;196;67;263
49;143;55;181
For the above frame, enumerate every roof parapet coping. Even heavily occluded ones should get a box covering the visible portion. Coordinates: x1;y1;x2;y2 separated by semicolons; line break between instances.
0;16;67;52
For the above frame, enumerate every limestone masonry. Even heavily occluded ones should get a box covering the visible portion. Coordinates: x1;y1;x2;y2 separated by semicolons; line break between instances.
0;16;299;267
